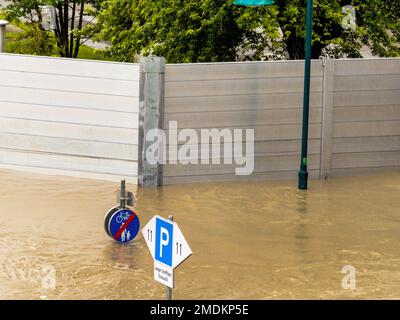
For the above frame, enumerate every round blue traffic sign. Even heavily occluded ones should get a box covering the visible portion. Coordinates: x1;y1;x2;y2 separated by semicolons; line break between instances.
104;207;140;243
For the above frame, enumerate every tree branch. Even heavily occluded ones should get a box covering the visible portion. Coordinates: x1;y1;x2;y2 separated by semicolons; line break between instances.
63;0;69;57
70;1;77;57
73;1;85;58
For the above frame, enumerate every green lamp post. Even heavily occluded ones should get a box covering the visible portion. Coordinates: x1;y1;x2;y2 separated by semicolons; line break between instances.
298;0;313;190
234;0;313;190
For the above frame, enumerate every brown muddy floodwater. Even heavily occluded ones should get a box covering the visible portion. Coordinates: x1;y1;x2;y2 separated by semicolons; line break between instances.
0;169;399;300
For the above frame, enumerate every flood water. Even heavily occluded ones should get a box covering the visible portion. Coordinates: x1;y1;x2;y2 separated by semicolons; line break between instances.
0;168;399;299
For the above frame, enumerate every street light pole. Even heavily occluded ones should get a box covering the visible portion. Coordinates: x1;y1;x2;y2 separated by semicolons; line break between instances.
298;0;313;190
233;0;312;189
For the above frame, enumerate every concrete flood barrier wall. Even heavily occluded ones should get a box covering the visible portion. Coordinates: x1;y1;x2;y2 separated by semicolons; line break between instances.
142;57;400;185
330;59;400;177
162;60;324;184
0;53;398;185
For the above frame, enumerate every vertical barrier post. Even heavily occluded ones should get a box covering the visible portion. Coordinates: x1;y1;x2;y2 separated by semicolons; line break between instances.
320;57;335;179
138;56;166;187
0;20;9;53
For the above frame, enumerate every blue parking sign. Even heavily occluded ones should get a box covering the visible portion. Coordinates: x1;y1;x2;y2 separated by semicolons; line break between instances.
155;217;173;267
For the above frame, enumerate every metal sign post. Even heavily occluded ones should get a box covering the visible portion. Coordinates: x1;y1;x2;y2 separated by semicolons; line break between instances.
119;179;134;208
104;180;140;243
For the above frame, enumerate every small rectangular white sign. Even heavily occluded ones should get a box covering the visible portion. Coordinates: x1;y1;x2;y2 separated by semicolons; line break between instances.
154;261;174;288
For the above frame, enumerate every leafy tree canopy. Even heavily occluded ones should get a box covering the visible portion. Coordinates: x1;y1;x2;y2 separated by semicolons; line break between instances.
99;0;400;63
5;0;102;58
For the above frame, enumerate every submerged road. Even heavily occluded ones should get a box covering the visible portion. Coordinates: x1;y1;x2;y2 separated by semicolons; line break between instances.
0;169;399;299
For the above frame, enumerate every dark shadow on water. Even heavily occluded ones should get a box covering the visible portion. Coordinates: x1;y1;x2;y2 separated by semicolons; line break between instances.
103;241;140;270
296;190;308;215
295;190;309;253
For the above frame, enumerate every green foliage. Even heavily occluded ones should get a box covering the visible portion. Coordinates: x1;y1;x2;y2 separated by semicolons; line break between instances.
1;10;110;61
356;0;400;57
4;0;102;58
6;23;57;56
100;0;400;62
76;44;114;61
99;0;283;62
0;10;57;56
275;0;399;59
4;0;47;22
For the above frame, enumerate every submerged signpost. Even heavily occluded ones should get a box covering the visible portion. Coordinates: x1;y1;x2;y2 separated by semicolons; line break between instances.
142;215;192;300
104;180;140;243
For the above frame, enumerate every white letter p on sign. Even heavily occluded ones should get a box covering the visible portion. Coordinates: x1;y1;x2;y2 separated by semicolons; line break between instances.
159;227;169;258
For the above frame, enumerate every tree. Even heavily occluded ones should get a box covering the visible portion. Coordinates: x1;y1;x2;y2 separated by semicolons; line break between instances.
98;0;281;62
5;0;101;58
99;0;400;62
6;21;56;56
276;0;400;59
